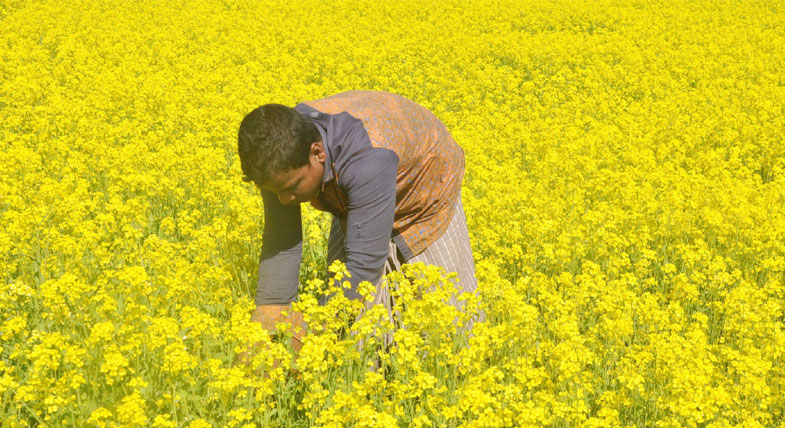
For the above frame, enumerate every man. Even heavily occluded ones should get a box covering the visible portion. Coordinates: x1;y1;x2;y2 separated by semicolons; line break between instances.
236;90;481;360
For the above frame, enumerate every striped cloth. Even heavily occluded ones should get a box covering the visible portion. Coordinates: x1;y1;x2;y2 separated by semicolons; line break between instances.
328;191;485;349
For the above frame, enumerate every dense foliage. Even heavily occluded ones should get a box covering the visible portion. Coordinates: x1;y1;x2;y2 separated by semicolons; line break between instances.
1;1;784;427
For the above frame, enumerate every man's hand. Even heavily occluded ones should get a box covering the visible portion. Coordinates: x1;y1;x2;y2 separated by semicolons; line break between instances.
234;303;306;375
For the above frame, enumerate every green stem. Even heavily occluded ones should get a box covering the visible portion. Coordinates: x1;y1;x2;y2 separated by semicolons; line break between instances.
172;383;178;424
21;402;45;426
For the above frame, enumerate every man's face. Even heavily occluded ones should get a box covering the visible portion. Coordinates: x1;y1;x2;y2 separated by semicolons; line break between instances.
259;141;326;205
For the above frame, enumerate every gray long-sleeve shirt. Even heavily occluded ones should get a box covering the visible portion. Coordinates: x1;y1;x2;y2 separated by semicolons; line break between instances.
255;104;399;305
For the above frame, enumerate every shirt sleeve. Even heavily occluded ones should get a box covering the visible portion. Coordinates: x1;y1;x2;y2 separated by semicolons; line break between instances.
338;147;399;300
255;189;303;305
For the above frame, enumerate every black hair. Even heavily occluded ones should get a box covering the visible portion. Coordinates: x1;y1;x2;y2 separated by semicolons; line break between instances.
237;104;321;186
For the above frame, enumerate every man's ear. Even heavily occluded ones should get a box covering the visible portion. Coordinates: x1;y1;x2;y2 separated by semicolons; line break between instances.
311;141;326;163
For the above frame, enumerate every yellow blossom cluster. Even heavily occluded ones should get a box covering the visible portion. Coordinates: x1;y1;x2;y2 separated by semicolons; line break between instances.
2;0;784;427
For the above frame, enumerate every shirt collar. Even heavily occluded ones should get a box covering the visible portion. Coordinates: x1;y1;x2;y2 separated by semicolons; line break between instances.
293;104;334;185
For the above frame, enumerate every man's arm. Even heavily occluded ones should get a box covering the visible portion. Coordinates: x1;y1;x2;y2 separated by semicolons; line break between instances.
236;190;305;369
339;148;399;299
256;189;302;305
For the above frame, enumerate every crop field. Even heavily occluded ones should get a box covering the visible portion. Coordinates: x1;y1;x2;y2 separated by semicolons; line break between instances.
1;0;784;427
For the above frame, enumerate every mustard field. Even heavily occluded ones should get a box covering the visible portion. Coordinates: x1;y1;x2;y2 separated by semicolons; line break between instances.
2;0;784;427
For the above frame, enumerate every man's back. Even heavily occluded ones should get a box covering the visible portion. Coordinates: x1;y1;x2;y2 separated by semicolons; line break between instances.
297;90;465;260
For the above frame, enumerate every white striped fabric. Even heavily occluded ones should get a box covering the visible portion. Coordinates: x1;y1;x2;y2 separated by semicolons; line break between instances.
327;192;484;351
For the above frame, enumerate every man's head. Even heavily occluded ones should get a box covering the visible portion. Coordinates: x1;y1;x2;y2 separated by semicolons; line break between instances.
238;104;326;204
